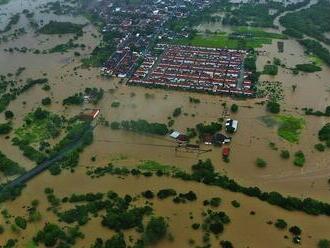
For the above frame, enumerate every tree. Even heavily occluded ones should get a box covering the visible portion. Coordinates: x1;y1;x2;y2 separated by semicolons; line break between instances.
0;123;12;135
318;239;330;248
256;158;267;168
14;216;27;230
280;150;290;159
144;217;167;245
220;240;234;248
274;219;287;229
41;97;52;106
230;104;239;113
266;101;280;114
173;107;182;117
289;225;302;236
105;233;126;248
4;110;14;119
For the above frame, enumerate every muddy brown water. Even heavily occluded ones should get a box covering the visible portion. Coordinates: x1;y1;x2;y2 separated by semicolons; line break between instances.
0;0;330;247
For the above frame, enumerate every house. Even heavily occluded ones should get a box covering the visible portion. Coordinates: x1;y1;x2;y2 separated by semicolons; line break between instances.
176;134;188;143
225;119;238;133
79;109;100;121
170;131;181;139
212;133;231;145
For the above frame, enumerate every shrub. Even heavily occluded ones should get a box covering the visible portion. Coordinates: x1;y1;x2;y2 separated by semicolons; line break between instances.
4;110;14;119
111;101;120;108
289;225;302;236
315;143;326;152
173;107;182;117
231;200;240;208
14;216;27;230
230;104;239;113
274;219;287;229
293;151;305;167
41;97;51;106
266;101;280;113
256;158;267;168
318;239;330;248
280;150;290;159
210;197;222;207
192;223;200;230
220;240;234;248
144;217;167;245
0;122;12;134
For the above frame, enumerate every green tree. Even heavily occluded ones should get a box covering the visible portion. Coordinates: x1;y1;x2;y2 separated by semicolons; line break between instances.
144;217;167;245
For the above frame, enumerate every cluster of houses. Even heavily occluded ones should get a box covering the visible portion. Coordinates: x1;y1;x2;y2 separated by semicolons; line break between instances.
128;45;254;96
170;118;239;158
101;48;139;77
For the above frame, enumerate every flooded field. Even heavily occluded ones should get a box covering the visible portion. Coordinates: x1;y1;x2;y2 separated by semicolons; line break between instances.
0;0;330;247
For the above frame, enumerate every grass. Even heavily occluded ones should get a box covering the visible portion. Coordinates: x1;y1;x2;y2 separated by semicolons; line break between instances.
15;112;63;144
25;241;37;248
176;34;272;49
233;26;288;39
0;0;10;5
137;160;178;173
308;54;324;66
277;115;305;143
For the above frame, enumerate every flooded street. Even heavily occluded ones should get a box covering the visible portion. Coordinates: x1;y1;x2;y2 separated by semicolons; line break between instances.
0;0;330;247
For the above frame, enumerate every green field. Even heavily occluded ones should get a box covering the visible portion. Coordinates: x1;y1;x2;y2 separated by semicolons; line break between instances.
277;115;305;143
0;0;10;5
176;27;287;49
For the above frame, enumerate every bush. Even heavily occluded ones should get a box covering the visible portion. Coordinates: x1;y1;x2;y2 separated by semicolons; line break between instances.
14;216;27;230
315;143;326;152
280;150;290;159
0;122;12;134
4;110;14;119
173;107;182;117
210;197;222;207
266;101;280;113
230;104;239;113
157;189;177;199
220;240;234;248
293;151;305;167
318;239;330;248
144;217;167;245
263;64;278;75
274;219;287;229
231;200;240;208
256;158;267;168
289;225;302;236
41;97;51;106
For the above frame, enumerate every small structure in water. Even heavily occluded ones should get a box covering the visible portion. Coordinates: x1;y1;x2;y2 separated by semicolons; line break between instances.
79;109;100;121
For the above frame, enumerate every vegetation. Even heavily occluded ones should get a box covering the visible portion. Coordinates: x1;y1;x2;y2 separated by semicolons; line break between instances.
304;106;330;117
38;21;84;35
144;217;168;245
263;64;278;76
318;123;330;147
63;88;103;105
274;219;287;230
110;119;169;136
280;150;290;159
0;122;12;134
196;122;222;136
0;151;25;176
299;39;330;66
280;0;330;45
293;151;306;167
318;239;330;248
256;158;267;168
230;104;238;113
33;223;84;247
295;63;322;73
172;107;182;117
266;101;280;114
277;115;304;143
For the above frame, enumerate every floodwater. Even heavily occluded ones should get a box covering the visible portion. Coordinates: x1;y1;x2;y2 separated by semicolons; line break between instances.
0;0;330;247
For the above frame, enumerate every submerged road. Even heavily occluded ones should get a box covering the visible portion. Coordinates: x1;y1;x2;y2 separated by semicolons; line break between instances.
1;124;95;190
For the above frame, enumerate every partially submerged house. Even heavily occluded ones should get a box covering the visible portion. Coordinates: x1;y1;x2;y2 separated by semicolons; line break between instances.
225;119;238;133
79;109;100;121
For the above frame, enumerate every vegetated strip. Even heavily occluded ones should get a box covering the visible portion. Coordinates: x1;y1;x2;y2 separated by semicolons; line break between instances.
87;159;330;217
0;122;95;202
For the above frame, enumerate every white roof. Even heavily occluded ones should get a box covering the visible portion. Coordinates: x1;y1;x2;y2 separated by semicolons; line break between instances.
170;131;181;138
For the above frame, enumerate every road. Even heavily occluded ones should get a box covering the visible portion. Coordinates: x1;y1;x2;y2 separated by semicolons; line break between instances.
1;124;95;190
